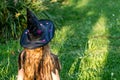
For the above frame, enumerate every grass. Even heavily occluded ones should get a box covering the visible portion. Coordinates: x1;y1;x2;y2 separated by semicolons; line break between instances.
0;0;120;80
0;40;21;80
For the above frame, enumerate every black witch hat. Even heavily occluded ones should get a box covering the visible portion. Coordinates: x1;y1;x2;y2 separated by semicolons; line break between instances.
20;9;55;49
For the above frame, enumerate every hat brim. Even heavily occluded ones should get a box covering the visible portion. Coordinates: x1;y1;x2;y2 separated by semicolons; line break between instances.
20;20;55;49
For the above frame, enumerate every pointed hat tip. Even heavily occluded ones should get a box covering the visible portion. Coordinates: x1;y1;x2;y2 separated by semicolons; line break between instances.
26;8;40;31
27;8;37;19
27;8;30;13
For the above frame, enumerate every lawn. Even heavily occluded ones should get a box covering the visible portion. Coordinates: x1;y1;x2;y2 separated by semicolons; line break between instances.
0;0;120;80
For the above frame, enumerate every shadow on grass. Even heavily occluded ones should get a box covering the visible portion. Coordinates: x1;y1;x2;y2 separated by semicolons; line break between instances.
1;0;120;80
43;1;102;80
45;0;120;80
100;0;120;79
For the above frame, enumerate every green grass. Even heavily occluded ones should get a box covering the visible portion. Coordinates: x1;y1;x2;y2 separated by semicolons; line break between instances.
0;40;22;80
1;0;120;80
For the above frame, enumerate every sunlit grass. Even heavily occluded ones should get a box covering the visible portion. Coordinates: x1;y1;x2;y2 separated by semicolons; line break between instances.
51;26;74;54
76;0;90;8
78;15;109;80
1;0;120;80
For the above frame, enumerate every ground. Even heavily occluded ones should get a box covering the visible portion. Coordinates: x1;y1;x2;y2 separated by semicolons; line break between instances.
0;0;120;80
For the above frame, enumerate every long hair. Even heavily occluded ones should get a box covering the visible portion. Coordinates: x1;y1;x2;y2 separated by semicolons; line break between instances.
18;44;61;80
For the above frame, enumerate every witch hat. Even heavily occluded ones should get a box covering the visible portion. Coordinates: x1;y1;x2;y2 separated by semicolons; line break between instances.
20;9;55;49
